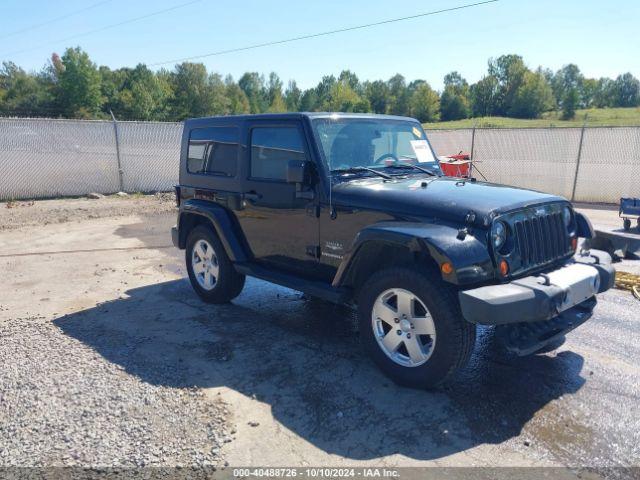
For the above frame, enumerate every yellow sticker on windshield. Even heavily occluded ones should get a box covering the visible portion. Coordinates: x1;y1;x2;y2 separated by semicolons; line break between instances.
412;126;422;138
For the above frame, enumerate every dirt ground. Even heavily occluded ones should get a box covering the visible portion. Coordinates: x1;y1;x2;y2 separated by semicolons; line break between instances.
1;196;639;477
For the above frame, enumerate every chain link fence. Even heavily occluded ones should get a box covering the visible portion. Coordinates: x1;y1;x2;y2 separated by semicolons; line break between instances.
0;117;638;203
0;117;181;200
428;126;640;203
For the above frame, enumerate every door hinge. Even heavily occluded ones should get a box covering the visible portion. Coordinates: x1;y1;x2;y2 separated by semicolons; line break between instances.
306;204;321;218
306;245;321;259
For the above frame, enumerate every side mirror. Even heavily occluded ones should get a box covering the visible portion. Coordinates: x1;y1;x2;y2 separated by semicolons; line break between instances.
286;160;309;184
286;160;315;200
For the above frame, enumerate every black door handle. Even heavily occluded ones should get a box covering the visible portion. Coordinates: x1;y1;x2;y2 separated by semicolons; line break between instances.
243;192;261;201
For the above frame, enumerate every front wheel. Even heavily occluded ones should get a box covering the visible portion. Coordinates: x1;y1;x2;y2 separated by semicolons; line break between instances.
186;225;245;304
358;267;476;389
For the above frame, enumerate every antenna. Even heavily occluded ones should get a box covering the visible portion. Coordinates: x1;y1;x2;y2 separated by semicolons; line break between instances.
329;138;333;219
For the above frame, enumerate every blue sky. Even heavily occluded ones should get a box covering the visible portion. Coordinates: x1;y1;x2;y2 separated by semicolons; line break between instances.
1;0;638;90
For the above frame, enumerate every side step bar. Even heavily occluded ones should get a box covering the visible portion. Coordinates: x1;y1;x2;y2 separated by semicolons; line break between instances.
233;262;352;305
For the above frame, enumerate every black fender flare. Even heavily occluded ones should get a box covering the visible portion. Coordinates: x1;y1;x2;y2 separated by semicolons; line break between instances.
575;211;595;239
333;222;495;287
177;199;249;262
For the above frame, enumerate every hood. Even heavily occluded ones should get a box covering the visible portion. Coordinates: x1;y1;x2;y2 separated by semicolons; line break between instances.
331;175;566;226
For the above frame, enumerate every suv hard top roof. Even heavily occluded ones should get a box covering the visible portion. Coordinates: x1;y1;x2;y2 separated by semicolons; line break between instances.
184;112;419;128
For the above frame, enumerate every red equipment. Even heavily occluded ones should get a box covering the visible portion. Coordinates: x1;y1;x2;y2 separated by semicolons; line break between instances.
439;151;472;178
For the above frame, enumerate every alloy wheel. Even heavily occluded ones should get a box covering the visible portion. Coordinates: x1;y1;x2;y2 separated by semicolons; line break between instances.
191;239;219;290
371;288;437;367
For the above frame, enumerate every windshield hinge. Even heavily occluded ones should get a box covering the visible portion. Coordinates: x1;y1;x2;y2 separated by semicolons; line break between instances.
306;245;321;259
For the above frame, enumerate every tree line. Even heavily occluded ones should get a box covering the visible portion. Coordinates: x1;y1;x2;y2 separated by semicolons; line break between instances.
1;48;639;122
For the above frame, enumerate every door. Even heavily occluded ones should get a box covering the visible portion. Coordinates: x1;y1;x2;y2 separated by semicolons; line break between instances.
236;121;320;277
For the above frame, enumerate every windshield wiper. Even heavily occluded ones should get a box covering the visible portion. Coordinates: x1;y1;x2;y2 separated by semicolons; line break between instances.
331;166;393;180
384;162;437;176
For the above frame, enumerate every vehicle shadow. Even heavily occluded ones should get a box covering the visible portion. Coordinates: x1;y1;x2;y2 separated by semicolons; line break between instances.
54;278;586;461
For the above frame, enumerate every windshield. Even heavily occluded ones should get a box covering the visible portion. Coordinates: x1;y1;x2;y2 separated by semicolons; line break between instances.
312;118;439;173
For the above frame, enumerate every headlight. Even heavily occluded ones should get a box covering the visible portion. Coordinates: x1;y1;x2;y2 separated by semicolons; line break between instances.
562;206;572;227
492;221;507;250
562;206;576;234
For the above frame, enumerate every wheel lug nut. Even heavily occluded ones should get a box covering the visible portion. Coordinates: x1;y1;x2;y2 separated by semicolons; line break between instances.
407;333;411;338
394;318;399;323
397;330;402;335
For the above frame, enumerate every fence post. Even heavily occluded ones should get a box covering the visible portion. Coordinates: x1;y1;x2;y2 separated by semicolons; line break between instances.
470;122;477;160
109;110;124;192
570;117;588;202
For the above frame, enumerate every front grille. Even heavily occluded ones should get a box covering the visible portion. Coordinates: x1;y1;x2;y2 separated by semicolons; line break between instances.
513;212;570;269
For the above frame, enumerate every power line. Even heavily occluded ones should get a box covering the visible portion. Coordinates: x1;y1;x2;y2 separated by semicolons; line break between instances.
1;0;203;59
0;0;115;40
149;0;499;67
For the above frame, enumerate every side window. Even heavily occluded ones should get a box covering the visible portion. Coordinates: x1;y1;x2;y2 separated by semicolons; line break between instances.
187;127;239;176
250;126;306;180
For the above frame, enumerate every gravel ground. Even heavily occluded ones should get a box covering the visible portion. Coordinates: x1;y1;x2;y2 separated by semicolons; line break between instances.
0;192;175;231
0;312;232;468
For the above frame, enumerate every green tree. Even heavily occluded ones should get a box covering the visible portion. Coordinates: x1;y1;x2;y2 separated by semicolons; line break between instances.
238;72;267;113
509;69;554;118
284;80;301;111
323;79;369;112
439;71;471;121
314;75;336;108
551;64;584;108
593;77;615;108
168;62;227;120
57;47;102;118
487;54;528;115
338;70;362;94
364;80;391;114
612;73;640;107
470;75;499;116
225;76;250;114
410;83;439;122
561;87;579;120
99;66;128;115
0;61;54;115
115;64;172;120
299;88;318;111
581;78;599;108
387;74;410;116
266;72;286;112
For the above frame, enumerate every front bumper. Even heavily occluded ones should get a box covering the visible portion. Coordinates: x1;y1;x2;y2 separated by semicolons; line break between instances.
459;249;615;326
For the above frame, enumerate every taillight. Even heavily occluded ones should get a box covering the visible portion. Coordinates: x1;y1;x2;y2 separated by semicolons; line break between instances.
174;186;181;207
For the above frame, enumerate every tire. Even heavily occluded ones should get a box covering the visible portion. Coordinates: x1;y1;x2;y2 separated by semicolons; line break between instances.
357;267;476;389
624;218;631;231
185;224;245;304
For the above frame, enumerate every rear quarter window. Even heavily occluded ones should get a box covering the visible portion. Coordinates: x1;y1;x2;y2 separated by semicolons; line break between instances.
187;126;239;176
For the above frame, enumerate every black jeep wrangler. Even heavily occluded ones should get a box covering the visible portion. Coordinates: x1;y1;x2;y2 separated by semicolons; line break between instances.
171;113;615;388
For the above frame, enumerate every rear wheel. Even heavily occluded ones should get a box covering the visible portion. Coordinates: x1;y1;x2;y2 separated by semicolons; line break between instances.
186;225;245;303
358;267;476;389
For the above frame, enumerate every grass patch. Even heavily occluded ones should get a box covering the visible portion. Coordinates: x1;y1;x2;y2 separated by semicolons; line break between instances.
424;107;640;129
